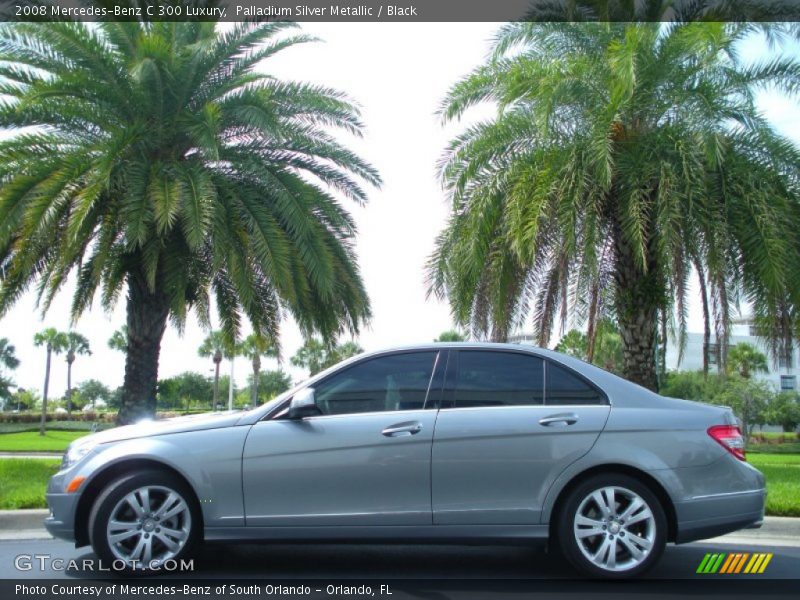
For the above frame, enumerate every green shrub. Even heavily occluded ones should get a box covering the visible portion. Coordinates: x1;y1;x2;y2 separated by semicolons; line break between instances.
764;392;800;432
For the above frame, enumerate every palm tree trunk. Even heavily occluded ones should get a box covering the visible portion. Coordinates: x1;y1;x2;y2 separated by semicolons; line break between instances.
586;281;600;363
695;260;711;377
212;360;220;411
613;223;661;392
251;355;260;406
117;273;170;425
40;347;51;436
66;358;73;415
659;308;667;382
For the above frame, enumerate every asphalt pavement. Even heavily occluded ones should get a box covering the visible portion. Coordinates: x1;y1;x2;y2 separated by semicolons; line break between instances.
1;536;798;580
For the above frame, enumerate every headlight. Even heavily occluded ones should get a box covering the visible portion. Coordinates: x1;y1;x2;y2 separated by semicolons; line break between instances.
61;440;98;469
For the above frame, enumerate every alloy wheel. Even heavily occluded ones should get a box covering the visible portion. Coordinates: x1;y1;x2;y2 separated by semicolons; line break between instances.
572;485;656;572
105;485;192;568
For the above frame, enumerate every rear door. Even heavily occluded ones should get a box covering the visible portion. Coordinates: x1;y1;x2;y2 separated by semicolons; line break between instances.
431;349;610;525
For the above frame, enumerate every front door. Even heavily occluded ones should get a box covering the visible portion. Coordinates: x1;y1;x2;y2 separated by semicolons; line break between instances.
432;350;610;525
243;350;443;526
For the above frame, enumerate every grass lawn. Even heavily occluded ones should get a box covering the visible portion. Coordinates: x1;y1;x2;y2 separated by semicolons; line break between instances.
0;430;89;452
0;421;113;434
751;431;797;441
0;453;797;517
747;453;800;517
747;441;800;454
0;459;60;509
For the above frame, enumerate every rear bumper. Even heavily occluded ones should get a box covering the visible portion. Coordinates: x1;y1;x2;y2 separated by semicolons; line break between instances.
674;488;766;544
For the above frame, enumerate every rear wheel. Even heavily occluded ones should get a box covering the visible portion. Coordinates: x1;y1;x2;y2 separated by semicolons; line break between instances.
556;473;666;578
88;470;200;572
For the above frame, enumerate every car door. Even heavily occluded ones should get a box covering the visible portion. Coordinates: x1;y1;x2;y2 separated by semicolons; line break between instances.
242;350;444;526
431;349;610;525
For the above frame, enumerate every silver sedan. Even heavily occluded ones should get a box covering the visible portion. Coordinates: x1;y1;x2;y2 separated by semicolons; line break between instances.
45;343;765;578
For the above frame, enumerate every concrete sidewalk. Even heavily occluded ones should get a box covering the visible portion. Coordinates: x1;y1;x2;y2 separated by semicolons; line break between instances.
1;509;798;546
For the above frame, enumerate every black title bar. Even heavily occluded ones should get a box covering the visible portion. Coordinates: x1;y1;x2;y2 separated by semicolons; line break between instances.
1;0;800;22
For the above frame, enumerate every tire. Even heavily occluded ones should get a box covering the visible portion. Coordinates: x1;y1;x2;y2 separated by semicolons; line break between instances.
556;473;667;578
88;469;200;573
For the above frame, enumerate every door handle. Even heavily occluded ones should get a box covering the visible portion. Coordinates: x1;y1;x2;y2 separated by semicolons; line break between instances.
538;413;579;426
382;421;423;437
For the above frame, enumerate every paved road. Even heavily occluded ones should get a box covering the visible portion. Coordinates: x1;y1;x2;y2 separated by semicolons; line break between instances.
1;537;798;579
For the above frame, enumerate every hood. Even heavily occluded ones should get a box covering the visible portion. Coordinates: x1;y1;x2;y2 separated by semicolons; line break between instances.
77;412;244;446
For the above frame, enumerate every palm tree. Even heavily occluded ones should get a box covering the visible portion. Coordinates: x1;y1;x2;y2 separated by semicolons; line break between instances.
555;330;589;360
0;376;13;407
290;338;329;376
107;327;128;354
0;338;17;409
0;21;378;423
434;330;467;342
428;18;800;390
198;331;233;412
237;333;278;406
290;337;363;376
0;337;19;372
335;341;364;362
64;331;91;414
555;320;623;373
727;343;769;379
33;328;67;435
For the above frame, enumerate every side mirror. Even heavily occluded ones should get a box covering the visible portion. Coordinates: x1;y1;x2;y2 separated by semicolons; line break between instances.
288;388;321;420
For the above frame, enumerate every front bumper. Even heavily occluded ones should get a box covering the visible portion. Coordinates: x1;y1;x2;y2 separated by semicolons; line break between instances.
44;485;80;543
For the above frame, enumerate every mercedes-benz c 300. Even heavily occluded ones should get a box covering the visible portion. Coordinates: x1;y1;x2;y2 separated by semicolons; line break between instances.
45;343;765;577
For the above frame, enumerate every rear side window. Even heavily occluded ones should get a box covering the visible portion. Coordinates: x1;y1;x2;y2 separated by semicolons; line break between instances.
454;351;544;407
546;362;605;405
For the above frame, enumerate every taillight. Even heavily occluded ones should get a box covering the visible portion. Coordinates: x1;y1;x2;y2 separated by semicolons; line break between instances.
708;425;746;461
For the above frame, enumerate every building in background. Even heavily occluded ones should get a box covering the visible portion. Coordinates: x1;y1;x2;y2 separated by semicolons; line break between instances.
511;314;796;391
664;315;797;391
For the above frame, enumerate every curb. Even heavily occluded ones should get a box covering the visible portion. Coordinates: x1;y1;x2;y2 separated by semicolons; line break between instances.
0;452;62;459
0;509;49;532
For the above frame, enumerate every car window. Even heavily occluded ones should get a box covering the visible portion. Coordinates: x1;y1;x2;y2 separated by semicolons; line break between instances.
454;351;544;408
314;352;438;416
546;362;605;405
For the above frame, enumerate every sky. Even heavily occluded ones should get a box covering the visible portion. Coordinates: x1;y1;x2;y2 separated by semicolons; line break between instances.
1;23;799;399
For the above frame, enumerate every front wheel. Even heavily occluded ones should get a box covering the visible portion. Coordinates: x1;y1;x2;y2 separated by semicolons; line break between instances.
88;470;200;573
556;473;667;578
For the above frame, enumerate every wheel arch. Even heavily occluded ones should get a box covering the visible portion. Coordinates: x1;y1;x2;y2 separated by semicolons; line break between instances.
546;464;678;544
74;458;203;547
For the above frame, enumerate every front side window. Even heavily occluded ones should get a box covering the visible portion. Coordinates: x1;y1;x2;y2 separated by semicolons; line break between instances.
313;352;438;416
453;351;544;407
546;362;605;405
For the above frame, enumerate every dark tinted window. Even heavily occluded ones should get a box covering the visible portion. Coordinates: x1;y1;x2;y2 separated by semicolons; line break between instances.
454;351;544;407
546;362;605;405
314;352;437;416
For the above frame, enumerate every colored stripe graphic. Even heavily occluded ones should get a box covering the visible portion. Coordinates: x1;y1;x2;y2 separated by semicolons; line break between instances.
696;553;713;573
719;553;736;573
733;553;749;573
758;553;773;573
697;553;727;573
744;554;760;573
698;552;773;575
